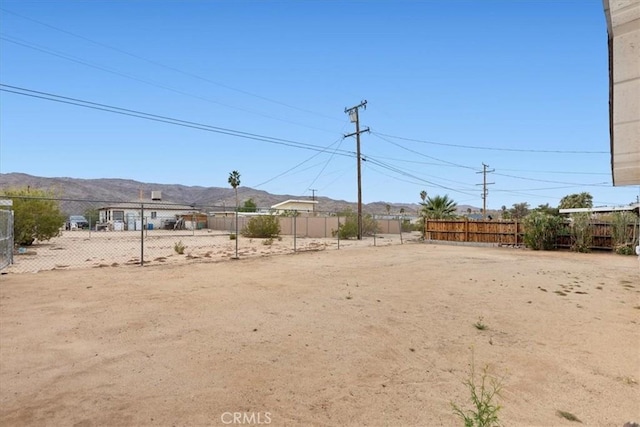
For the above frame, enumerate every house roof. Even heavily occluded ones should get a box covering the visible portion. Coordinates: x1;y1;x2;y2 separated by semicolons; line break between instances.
99;199;195;211
271;199;319;209
559;203;640;214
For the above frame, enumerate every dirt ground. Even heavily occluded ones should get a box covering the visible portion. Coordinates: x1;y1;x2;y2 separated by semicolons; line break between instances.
1;242;639;426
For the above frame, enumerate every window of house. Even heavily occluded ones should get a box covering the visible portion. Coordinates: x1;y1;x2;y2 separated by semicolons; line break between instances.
113;210;125;222
151;211;157;219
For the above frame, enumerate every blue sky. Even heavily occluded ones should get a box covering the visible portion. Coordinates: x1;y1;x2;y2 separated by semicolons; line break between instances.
1;0;638;209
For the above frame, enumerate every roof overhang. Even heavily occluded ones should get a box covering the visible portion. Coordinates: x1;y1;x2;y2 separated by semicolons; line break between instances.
604;0;640;185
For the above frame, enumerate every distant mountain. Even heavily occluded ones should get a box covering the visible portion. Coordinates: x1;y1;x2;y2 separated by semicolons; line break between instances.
1;173;451;216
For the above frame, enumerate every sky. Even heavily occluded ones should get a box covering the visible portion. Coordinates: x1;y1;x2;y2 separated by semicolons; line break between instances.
1;0;639;210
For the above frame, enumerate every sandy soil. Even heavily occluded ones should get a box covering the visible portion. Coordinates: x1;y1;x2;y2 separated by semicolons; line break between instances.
7;230;406;274
1;242;639;426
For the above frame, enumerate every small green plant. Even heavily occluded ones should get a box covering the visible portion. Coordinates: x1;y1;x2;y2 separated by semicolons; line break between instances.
615;243;636;256
474;317;487;330
451;353;503;427
229;233;236;240
173;240;185;254
262;237;274;246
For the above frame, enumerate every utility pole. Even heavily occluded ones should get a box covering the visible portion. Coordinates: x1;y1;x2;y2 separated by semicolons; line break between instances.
344;100;370;240
309;188;317;213
476;163;495;220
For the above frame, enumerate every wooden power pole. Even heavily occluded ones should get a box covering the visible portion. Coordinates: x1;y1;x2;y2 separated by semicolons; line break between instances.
476;163;495;220
344;100;369;240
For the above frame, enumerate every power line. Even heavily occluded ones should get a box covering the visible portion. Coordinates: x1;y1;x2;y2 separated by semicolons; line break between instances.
373;131;608;154
364;157;478;198
0;84;356;157
0;34;343;135
371;132;477;170
0;7;343;123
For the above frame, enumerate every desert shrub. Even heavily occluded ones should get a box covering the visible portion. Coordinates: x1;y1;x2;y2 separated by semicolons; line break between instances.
401;219;413;232
611;212;636;255
229;233;237;240
241;215;280;238
615;244;635;256
332;209;380;239
569;213;593;253
523;211;565;250
2;187;66;246
451;353;503;427
173;240;185;254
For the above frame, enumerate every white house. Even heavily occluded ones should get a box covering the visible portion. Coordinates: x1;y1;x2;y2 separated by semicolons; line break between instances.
98;192;197;230
270;199;318;214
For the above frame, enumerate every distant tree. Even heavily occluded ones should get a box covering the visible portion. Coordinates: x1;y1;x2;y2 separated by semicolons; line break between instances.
399;207;405;215
385;204;391;216
334;208;380;239
534;203;559;216
228;171;241;209
84;208;100;225
238;198;257;213
422;194;458;219
420;190;428;203
2;187;66;246
509;202;530;220
558;192;593;210
228;170;241;258
500;205;510;220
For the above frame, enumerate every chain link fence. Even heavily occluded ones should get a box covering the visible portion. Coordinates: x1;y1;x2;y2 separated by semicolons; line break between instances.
5;196;420;273
0;207;14;270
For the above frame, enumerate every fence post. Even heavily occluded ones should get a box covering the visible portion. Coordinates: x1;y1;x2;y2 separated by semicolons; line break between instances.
337;213;340;250
514;220;518;246
140;203;144;266
465;217;469;242
293;213;297;253
373;214;377;246
399;216;403;244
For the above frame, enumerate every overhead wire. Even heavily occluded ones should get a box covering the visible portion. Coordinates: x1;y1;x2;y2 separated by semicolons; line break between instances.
0;34;343;135
372;131;609;154
0;84;356;158
0;7;343;123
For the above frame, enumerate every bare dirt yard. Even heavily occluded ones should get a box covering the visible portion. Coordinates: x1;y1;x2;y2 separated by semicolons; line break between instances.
1;242;639;426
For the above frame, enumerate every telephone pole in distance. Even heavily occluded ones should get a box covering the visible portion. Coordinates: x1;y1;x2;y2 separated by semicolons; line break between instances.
344;100;369;240
476;163;495;220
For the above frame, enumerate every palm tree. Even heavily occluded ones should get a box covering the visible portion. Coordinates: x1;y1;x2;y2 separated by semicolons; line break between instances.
228;170;241;209
510;202;529;220
228;170;241;258
420;190;427;203
559;192;593;210
422;194;458;219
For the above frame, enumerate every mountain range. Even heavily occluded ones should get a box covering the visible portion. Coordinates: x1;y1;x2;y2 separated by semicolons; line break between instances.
0;173;480;216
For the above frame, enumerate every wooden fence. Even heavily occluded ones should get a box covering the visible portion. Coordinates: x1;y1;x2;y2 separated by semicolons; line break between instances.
424;219;638;250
